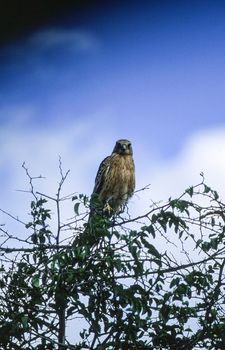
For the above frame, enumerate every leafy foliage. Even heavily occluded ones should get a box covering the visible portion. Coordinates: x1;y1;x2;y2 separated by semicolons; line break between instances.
0;169;225;350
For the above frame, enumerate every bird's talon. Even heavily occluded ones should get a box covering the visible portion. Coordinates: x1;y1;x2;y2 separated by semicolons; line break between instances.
103;202;113;216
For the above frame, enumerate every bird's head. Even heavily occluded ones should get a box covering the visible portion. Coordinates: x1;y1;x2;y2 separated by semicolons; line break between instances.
112;139;133;155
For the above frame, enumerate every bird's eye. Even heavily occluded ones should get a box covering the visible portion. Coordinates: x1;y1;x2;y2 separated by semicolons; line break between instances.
127;143;131;148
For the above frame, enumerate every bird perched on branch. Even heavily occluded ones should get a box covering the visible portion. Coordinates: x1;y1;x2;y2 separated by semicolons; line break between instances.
91;139;135;216
76;139;135;245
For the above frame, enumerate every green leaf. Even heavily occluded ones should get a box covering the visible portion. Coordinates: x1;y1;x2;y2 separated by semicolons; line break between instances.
32;275;39;288
21;315;28;329
31;233;38;244
142;225;155;238
213;190;219;200
74;202;80;215
170;277;180;288
185;186;193;197
140;237;161;258
25;222;33;229
204;184;211;193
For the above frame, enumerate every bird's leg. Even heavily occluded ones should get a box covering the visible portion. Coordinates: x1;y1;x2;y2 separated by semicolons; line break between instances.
117;199;128;215
103;201;113;216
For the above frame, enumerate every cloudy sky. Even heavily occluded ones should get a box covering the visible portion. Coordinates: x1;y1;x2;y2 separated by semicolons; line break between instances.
1;1;225;345
0;0;225;226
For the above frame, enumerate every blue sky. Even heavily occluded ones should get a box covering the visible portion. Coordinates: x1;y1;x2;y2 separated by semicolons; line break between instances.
0;0;225;219
1;1;225;156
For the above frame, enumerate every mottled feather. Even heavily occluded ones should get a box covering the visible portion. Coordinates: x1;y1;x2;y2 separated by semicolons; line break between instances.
91;139;135;214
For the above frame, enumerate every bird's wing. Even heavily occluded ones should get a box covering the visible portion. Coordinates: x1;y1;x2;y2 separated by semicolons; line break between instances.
93;155;111;194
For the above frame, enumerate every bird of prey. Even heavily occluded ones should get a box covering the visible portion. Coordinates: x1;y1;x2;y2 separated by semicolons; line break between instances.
76;139;135;245
91;139;135;216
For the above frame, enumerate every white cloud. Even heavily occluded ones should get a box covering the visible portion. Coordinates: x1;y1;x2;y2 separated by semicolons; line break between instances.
29;28;99;53
1;27;99;65
0;110;117;235
133;127;225;217
1;118;225;228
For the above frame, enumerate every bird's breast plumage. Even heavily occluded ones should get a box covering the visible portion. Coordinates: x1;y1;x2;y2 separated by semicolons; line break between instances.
98;153;135;211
